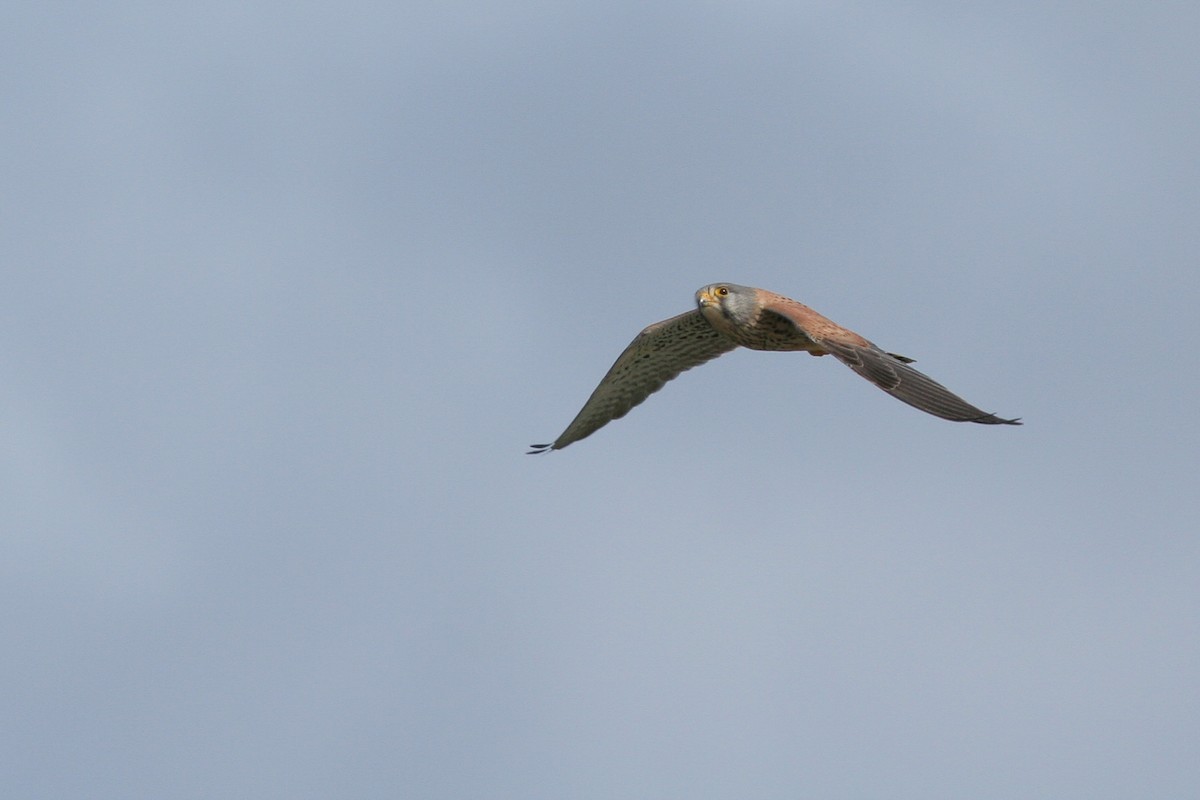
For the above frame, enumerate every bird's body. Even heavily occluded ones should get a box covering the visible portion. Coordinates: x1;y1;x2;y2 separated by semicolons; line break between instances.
529;283;1020;453
699;285;852;352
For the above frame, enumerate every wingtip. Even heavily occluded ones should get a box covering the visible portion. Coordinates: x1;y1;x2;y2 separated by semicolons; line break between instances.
527;443;554;455
975;413;1022;426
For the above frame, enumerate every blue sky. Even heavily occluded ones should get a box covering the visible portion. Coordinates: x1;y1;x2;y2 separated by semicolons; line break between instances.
3;3;1198;798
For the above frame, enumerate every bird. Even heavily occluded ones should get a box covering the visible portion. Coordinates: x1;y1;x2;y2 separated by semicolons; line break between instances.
528;283;1021;453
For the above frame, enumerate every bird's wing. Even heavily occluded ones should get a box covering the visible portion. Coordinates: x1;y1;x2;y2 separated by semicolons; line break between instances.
754;293;1020;425
814;337;1021;425
529;310;737;452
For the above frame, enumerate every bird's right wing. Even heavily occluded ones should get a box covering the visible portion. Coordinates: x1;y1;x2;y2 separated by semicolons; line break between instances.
529;310;737;452
816;337;1021;425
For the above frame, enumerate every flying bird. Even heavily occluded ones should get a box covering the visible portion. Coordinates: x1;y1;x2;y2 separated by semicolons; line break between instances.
529;283;1020;453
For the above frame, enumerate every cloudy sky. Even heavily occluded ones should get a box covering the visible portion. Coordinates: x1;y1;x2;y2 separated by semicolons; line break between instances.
4;3;1198;798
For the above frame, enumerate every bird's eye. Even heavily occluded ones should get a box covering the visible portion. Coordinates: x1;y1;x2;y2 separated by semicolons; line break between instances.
716;286;729;297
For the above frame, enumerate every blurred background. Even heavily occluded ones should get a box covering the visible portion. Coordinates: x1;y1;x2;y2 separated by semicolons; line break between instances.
3;3;1197;798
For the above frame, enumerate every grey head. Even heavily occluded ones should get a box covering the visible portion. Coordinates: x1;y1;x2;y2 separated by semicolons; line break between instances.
695;283;761;328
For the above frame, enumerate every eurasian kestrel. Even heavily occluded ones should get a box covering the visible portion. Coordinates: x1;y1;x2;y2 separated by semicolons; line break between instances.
528;283;1020;453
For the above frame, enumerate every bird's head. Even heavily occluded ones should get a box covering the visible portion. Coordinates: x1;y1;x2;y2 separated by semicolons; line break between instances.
696;283;758;327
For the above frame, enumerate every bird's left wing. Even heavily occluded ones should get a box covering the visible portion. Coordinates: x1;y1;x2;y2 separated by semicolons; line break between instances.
529;310;737;452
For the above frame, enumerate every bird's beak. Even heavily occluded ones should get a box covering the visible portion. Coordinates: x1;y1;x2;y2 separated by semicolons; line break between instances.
697;289;715;307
